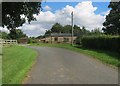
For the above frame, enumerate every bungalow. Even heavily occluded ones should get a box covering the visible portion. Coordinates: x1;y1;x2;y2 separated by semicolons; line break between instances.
40;33;77;44
18;37;28;44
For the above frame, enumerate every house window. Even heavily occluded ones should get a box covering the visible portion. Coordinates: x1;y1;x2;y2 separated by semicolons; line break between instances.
64;38;69;42
54;37;58;41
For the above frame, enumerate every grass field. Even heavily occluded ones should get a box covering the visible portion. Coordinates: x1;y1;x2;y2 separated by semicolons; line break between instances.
30;43;120;67
0;56;2;85
2;45;37;84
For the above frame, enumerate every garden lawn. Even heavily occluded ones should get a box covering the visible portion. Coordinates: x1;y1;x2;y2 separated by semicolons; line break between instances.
31;43;120;67
2;45;37;84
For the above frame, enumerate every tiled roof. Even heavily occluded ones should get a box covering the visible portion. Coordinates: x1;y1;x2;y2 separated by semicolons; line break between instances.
50;33;72;37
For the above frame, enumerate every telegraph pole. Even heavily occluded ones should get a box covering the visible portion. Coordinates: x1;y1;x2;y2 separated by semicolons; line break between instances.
71;11;74;46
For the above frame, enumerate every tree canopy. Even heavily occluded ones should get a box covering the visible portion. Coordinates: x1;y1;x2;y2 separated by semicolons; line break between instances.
0;29;27;39
103;1;120;35
0;31;8;39
8;29;27;39
44;30;51;37
50;23;82;35
90;28;102;35
51;23;63;33
2;2;41;30
62;25;72;33
44;23;91;37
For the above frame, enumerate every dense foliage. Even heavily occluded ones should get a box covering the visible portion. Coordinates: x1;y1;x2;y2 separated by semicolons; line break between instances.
75;28;102;44
9;29;27;39
44;23;91;37
2;2;41;29
0;32;9;39
0;29;27;39
103;1;120;35
51;23;63;33
27;37;39;44
2;2;41;39
81;35;120;52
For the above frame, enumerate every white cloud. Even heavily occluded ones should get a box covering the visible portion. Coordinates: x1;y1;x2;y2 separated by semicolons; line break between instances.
18;23;47;37
36;11;56;23
43;6;52;11
0;27;9;33
0;1;109;37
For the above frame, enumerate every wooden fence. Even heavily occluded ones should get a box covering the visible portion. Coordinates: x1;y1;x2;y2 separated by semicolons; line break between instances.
0;39;17;45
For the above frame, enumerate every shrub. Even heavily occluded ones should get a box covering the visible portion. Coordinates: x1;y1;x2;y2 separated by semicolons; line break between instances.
81;35;120;52
75;36;81;45
28;38;38;44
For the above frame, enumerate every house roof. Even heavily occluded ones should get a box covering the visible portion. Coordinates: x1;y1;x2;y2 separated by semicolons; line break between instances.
50;33;76;37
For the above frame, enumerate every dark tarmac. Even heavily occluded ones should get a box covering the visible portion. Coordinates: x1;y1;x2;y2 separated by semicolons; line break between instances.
24;46;118;84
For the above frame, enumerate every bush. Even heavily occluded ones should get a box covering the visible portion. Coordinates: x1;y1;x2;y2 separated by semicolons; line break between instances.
28;38;38;44
75;36;81;45
81;35;120;52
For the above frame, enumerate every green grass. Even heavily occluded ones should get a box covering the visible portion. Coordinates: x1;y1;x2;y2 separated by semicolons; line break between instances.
0;56;2;85
30;43;120;67
2;45;37;84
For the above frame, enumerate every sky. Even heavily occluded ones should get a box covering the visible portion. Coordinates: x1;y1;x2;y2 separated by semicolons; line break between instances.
0;1;110;37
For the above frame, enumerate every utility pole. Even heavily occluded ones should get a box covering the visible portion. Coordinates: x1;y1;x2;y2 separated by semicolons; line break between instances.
50;30;52;44
71;11;74;46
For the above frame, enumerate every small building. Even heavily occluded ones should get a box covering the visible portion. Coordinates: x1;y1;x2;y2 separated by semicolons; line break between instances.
40;33;77;44
18;37;28;44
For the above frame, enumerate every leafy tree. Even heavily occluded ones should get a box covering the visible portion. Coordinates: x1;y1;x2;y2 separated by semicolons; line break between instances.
16;29;27;39
28;37;38;44
2;2;41;39
44;30;51;36
0;31;8;39
51;23;63;33
75;26;90;44
8;29;27;39
36;35;44;39
62;25;81;36
80;26;90;36
73;25;81;36
62;25;71;33
103;1;120;35
91;28;103;35
8;29;17;39
2;2;41;29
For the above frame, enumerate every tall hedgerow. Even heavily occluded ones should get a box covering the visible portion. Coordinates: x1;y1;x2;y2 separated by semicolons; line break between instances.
81;35;120;52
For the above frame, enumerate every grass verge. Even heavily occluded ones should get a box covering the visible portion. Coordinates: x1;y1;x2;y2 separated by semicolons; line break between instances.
2;45;37;84
30;43;120;67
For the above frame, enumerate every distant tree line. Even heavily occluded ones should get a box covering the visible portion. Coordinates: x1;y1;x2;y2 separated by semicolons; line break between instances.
35;23;102;45
0;29;27;40
43;23;102;37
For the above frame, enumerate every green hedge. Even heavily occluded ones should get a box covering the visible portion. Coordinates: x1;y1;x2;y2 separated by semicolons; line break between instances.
81;35;120;52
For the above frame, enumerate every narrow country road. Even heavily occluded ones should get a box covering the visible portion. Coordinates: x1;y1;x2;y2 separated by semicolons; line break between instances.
24;46;118;84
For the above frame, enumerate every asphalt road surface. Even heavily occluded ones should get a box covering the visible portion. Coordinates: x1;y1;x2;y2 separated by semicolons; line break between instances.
24;46;118;84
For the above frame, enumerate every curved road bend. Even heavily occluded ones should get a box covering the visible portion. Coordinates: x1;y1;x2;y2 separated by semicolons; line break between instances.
24;46;118;84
